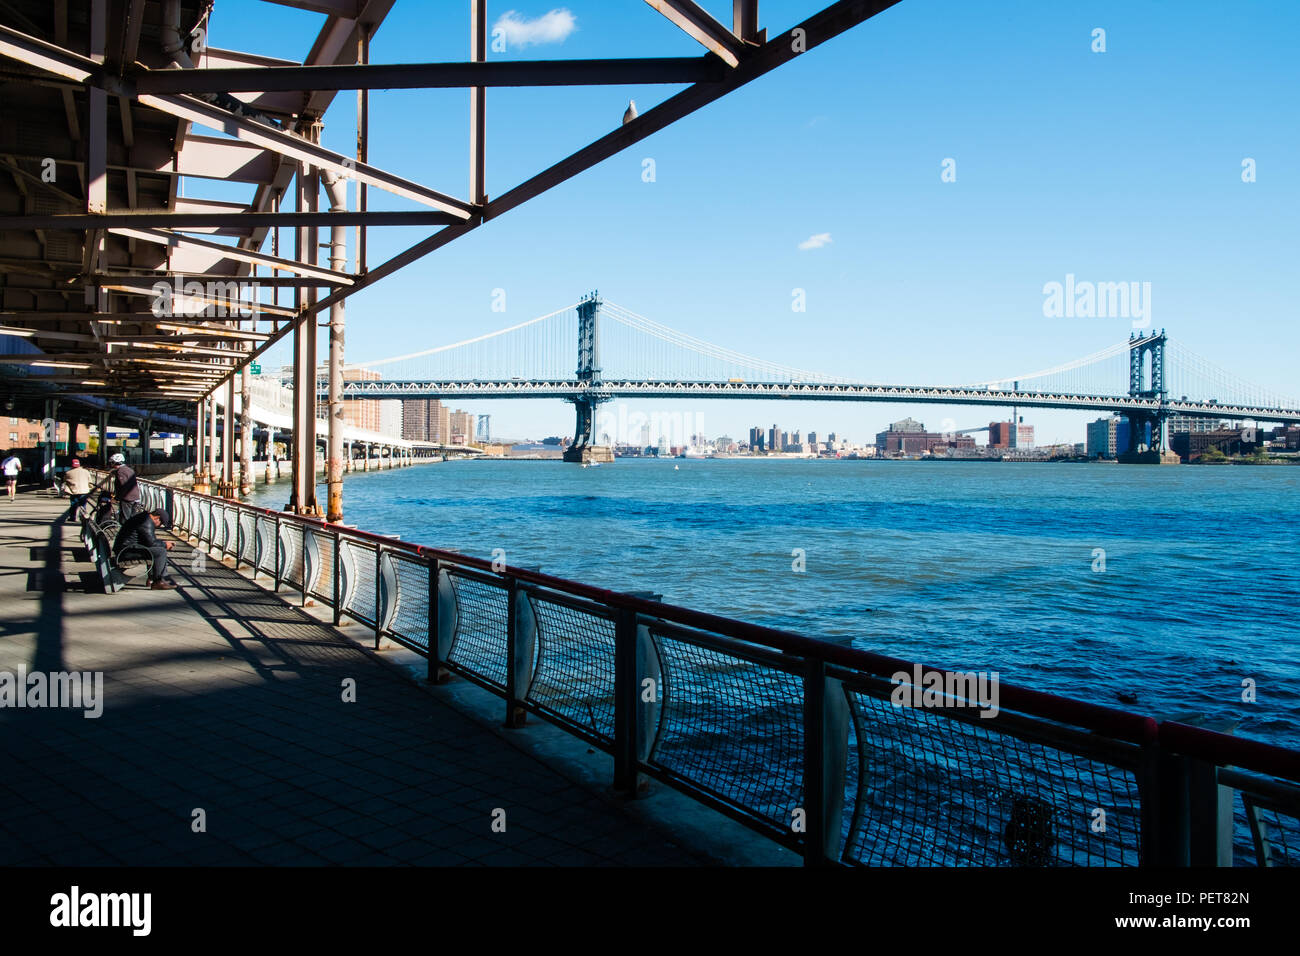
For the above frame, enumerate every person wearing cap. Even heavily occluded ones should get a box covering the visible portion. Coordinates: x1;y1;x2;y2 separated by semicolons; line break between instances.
114;508;176;590
99;452;142;521
61;458;92;520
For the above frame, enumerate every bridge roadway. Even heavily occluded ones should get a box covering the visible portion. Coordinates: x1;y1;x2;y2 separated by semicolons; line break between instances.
0;493;737;866
331;380;1300;425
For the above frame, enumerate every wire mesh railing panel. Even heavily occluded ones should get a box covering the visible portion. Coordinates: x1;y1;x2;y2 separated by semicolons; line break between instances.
843;689;1142;866
387;552;430;651
212;504;229;550
526;594;616;743
342;539;377;625
224;508;239;556
1233;787;1300;866
238;512;257;565
445;572;509;689
279;523;304;588
647;628;805;834
308;529;334;603
255;516;276;575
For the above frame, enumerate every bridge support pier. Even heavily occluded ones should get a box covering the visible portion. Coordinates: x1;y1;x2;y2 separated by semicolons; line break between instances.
563;292;613;464
1119;331;1180;464
562;397;613;463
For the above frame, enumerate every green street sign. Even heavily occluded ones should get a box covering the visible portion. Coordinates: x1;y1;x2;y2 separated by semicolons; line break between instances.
249;362;261;375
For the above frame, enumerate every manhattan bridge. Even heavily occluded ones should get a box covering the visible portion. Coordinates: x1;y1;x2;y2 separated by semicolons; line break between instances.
330;293;1300;462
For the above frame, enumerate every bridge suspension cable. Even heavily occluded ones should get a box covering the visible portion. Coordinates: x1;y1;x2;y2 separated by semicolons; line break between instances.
969;340;1133;391
600;301;852;384
1166;341;1300;411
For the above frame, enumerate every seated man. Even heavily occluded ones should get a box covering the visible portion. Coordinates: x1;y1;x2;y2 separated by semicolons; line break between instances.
114;508;176;590
62;458;92;520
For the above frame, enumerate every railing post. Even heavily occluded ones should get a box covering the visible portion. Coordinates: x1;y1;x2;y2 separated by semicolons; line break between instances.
426;557;443;682
801;660;848;866
802;659;827;866
373;545;383;649
331;530;341;626
300;522;309;607
1139;745;1189;866
613;606;639;794
504;577;525;728
1188;757;1235;866
272;515;282;593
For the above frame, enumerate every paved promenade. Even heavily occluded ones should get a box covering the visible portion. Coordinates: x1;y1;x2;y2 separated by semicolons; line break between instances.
0;491;704;866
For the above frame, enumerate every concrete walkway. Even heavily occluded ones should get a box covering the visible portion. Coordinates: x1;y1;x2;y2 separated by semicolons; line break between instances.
0;491;704;866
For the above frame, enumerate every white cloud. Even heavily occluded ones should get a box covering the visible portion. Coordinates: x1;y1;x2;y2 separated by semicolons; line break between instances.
493;9;577;49
798;233;833;251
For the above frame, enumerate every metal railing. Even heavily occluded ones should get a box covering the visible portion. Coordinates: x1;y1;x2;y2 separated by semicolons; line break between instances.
130;476;1300;867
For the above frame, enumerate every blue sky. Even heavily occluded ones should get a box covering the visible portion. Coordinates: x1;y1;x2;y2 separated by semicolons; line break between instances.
200;1;1299;444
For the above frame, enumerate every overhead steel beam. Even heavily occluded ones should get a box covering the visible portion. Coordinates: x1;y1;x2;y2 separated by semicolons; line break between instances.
129;56;726;93
644;1;747;67
107;226;355;284
487;0;903;222
0;23;95;83
733;1;762;42
134;92;475;218
96;274;337;290
0;210;460;230
262;0;375;15
249;0;902;369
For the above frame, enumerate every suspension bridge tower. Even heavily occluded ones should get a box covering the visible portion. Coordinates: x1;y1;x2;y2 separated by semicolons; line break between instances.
1121;330;1178;464
563;291;614;463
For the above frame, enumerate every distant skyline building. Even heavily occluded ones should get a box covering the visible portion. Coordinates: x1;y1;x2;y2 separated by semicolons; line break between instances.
1086;416;1130;459
402;398;453;443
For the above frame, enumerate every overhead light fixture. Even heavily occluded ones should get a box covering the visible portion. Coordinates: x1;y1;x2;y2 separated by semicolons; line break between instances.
31;361;92;369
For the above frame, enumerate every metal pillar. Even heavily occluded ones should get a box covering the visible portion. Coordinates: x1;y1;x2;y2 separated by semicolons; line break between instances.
140;416;152;465
288;154;321;515
323;170;348;523
224;374;236;496
240;358;253;496
96;411;109;464
195;397;206;484
208;389;218;486
42;398;58;484
64;414;79;461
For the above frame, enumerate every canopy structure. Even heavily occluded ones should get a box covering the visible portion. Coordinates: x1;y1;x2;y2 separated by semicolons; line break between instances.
0;0;901;514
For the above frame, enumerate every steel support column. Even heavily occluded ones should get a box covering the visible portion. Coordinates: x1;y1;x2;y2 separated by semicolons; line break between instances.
288;155;321;515
207;387;218;487
224;373;236;495
239;356;253;495
470;0;486;205
323;170;348;523
42;398;58;484
97;411;109;464
195;397;206;486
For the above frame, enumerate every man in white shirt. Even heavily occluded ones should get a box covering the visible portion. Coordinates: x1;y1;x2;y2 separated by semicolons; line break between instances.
62;458;92;520
1;451;21;501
